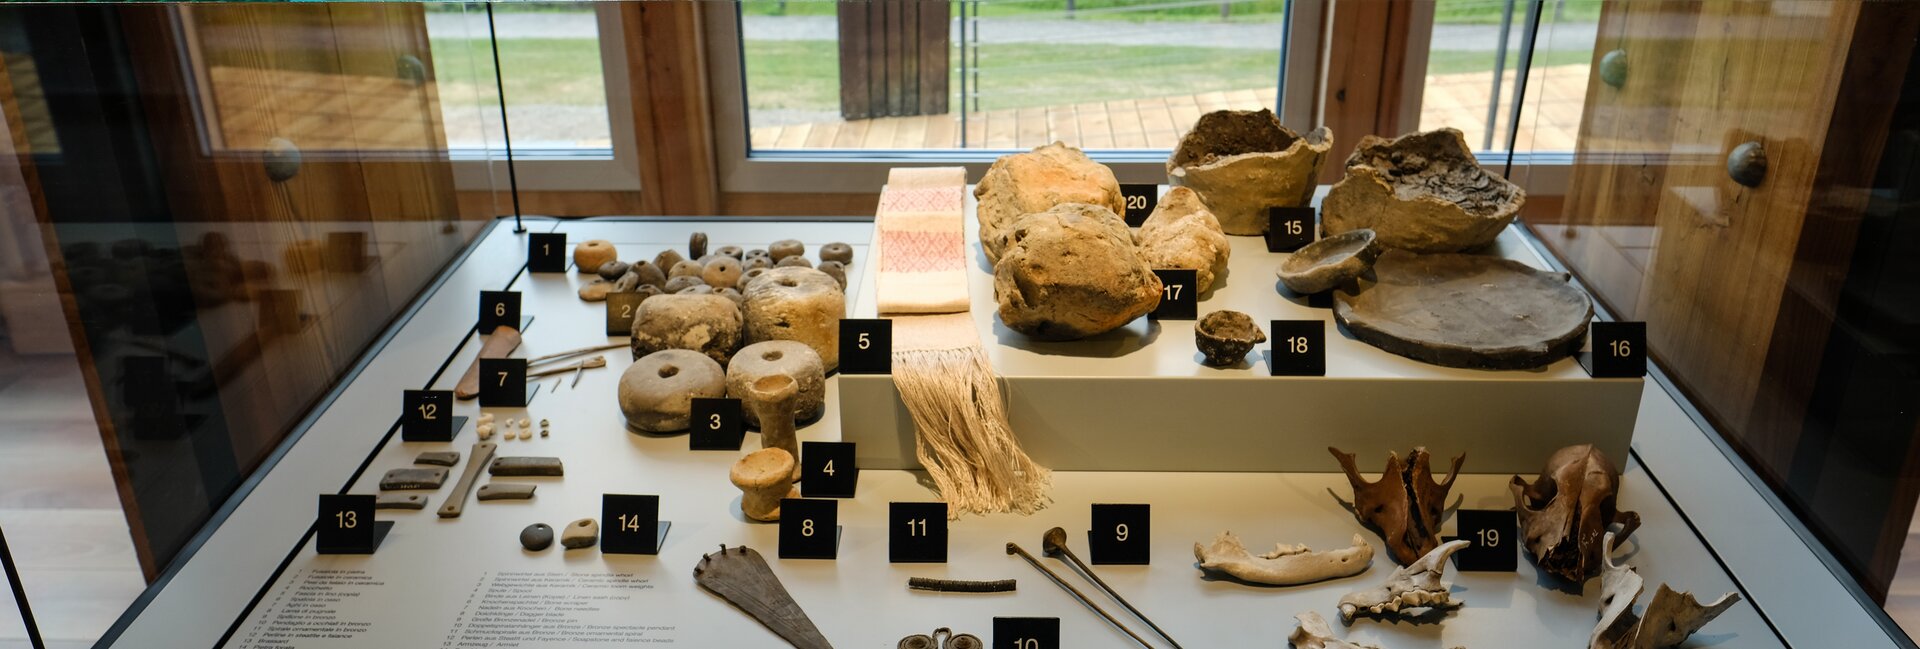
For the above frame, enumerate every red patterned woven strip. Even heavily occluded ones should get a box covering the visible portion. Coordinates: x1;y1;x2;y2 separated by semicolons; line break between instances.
878;186;963;214
880;230;965;273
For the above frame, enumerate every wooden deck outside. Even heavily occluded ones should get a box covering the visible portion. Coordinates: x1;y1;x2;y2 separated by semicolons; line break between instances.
752;65;1592;151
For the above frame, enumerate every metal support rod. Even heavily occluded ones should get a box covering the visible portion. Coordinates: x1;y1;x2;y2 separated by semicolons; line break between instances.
1006;542;1154;648
1484;0;1517;151
1042;528;1184;649
958;0;968;148
1502;0;1546;179
486;3;525;233
0;524;46;649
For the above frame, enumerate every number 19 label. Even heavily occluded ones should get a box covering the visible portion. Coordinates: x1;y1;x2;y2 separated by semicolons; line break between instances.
1451;509;1517;572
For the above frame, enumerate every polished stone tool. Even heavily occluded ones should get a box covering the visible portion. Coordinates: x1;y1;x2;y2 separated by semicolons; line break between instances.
438;441;497;518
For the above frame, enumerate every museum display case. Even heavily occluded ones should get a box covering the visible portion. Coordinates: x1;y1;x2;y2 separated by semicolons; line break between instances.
1;1;1918;648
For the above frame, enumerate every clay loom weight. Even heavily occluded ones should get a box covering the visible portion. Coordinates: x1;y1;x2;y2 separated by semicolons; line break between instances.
743;267;846;371
732;448;799;521
694;545;834;649
1166;108;1333;235
1333;250;1593;370
1135;186;1230;292
630;293;744;366
619;349;727;433
974;142;1126;264
1322;128;1524;253
727;341;826;428
993;203;1162;340
747;374;803;482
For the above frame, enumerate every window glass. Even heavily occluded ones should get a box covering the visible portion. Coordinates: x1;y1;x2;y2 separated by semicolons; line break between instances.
743;0;1286;151
428;2;612;151
1419;0;1600;151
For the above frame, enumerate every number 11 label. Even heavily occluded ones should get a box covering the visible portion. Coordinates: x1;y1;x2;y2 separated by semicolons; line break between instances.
889;502;948;563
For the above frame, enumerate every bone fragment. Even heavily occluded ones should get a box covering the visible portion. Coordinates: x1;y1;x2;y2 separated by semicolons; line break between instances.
1338;539;1468;624
1194;532;1373;586
1590;532;1739;649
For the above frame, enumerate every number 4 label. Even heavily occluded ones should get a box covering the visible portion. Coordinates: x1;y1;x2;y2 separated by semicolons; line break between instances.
800;441;858;498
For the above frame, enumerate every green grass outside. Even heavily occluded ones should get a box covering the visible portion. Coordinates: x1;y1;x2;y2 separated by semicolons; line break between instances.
431;36;1593;114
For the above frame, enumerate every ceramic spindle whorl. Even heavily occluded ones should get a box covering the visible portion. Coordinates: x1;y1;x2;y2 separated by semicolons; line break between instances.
731;448;798;521
747;374;801;482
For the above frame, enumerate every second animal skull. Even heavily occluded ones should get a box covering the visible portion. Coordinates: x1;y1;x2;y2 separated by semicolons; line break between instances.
1330;447;1464;566
1510;444;1641;582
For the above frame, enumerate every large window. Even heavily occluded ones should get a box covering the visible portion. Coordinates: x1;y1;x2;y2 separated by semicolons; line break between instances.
741;0;1288;152
1417;0;1600;152
428;2;614;152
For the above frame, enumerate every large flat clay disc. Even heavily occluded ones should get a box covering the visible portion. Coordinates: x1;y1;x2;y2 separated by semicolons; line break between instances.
1333;250;1592;370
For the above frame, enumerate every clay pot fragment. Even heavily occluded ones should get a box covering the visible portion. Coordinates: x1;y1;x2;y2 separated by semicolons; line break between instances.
1194;310;1265;367
975;142;1125;265
1167;109;1332;236
1322;128;1525;253
1591;532;1739;649
993;203;1161;340
1511;444;1641;583
1330;446;1464;566
1276;229;1378;295
1136;186;1230;292
1333;250;1592;370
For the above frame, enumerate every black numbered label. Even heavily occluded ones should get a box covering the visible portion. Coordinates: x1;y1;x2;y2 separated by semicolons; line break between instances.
1451;509;1518;572
1265;206;1316;253
1584;321;1647;378
889;502;949;563
1120;184;1159;228
838;319;892;375
1269;320;1326;376
401;389;454;442
528;233;568;272
316;494;376;555
689;397;745;451
800;441;858;498
601;494;662;555
1149;269;1198;320
479;290;520;333
1088;503;1151;565
477;358;528;407
993;617;1059;649
606;291;644;336
778;498;838;560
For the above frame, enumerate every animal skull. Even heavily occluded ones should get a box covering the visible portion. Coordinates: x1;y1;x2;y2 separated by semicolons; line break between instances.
1338;539;1469;624
1330;447;1464;566
1193;532;1373;586
1590;532;1739;649
1510;444;1642;582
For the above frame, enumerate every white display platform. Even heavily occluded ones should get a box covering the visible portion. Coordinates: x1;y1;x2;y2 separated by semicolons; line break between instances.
843;188;1642;474
99;218;1901;649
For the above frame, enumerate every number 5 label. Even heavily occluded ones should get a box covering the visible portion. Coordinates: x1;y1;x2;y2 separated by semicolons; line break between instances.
838;319;892;375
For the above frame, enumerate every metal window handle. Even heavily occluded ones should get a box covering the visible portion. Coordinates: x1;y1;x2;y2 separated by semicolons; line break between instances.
1728;141;1768;188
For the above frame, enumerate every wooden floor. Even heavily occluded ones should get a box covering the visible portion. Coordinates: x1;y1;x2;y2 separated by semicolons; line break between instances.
752;66;1592;152
0;349;145;649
